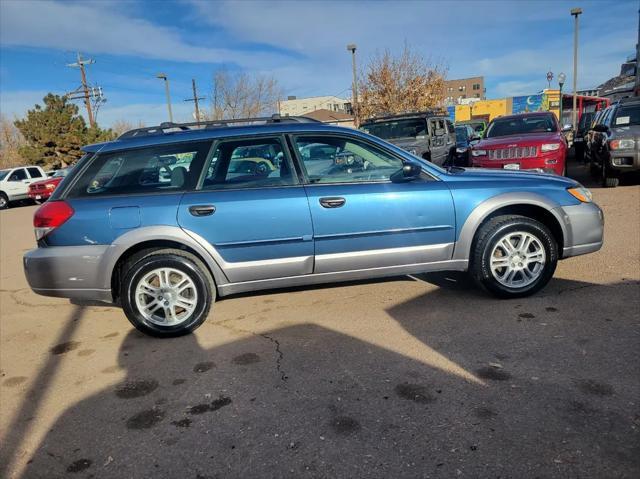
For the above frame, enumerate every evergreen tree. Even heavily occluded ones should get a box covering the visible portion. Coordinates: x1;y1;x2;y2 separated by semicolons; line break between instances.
14;94;114;169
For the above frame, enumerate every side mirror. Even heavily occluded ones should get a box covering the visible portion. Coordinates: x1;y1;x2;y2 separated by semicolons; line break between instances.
592;124;609;133
391;161;422;183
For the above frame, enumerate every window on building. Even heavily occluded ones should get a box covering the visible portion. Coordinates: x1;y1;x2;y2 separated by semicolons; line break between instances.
473;83;480;90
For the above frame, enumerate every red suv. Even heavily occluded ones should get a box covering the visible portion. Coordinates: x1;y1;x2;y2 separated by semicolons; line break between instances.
470;112;567;175
28;167;71;203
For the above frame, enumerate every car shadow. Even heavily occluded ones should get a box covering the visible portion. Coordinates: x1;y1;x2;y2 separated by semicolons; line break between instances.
11;276;639;478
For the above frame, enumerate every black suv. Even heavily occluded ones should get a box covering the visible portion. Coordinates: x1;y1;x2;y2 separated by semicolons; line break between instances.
588;97;640;187
360;111;457;166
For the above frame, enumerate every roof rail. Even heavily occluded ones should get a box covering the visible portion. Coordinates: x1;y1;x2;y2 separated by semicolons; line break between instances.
118;114;322;139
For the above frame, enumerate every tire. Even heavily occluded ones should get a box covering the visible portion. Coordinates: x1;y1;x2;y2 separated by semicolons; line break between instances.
120;248;215;337
0;192;8;210
470;215;558;299
601;161;619;188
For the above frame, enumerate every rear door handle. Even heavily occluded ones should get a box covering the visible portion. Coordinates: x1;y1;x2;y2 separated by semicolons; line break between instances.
189;205;216;216
319;197;346;208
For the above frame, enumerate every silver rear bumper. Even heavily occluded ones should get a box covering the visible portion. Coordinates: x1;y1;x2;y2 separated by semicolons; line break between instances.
554;202;604;258
23;245;113;302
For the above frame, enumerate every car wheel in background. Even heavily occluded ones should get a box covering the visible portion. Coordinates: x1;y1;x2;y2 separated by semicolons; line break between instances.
602;162;619;188
0;193;9;210
471;215;558;298
120;248;215;337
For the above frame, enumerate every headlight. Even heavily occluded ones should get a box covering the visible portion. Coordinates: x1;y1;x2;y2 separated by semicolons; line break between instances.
610;139;635;150
471;149;487;157
541;143;561;152
567;185;593;203
406;148;417;155
456;147;466;154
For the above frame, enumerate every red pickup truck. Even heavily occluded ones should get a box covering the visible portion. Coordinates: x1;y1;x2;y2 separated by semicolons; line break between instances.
28;167;71;203
470;112;568;175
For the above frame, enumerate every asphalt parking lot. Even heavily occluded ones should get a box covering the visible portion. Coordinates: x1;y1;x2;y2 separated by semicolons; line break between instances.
1;162;639;479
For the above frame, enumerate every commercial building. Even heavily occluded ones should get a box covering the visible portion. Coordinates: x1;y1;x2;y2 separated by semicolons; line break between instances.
279;95;352;117
302;109;355;128
442;76;485;106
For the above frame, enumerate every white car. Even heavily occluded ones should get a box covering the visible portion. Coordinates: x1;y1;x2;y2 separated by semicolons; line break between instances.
0;166;48;209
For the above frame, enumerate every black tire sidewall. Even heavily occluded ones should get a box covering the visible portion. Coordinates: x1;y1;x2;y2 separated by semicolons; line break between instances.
476;219;558;298
122;254;212;337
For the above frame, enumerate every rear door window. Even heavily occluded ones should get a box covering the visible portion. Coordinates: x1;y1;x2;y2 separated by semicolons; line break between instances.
27;167;44;179
66;141;212;197
202;137;296;190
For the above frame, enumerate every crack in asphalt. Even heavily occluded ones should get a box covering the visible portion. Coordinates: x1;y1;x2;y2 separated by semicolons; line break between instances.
258;333;287;381
213;320;288;382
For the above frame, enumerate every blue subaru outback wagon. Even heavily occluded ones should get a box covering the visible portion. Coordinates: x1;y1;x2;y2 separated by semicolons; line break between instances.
24;116;604;337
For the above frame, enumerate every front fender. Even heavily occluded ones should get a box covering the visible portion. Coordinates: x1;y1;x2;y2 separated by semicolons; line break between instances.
452;192;568;261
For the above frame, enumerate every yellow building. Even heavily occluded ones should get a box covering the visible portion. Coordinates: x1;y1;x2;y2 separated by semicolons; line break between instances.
455;98;511;123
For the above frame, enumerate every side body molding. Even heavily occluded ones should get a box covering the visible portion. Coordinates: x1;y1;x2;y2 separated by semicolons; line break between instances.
452;192;568;261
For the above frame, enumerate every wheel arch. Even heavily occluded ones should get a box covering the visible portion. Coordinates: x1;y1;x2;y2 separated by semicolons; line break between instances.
100;226;229;302
453;193;567;262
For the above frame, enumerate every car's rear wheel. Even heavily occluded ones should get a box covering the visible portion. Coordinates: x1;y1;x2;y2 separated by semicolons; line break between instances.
0;193;8;210
471;215;558;298
120;248;215;337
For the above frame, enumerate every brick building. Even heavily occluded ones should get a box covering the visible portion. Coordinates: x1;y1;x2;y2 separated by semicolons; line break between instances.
442;76;485;106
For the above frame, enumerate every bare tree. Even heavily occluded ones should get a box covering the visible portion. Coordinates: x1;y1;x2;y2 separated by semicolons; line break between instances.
358;44;447;120
207;69;282;120
0;115;26;169
110;119;145;137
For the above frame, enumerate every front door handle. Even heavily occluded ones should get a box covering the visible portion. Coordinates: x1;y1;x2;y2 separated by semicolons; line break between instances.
319;197;346;208
189;205;216;217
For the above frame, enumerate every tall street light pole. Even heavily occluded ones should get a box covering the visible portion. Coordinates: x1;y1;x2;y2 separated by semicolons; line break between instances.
571;7;582;133
347;44;359;127
156;73;174;123
558;72;566;125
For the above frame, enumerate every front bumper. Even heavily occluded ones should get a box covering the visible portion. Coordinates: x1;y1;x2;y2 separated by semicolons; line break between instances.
609;149;640;172
472;152;564;175
23;244;113;302
554;202;604;258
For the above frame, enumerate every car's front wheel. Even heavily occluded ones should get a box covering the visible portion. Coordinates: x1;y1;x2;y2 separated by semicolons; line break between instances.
471;215;558;298
120;248;215;337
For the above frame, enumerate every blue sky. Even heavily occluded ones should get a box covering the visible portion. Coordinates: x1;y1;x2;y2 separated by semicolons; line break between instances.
0;0;637;128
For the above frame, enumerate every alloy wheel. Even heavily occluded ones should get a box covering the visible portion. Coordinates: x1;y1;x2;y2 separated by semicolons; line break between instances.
134;267;198;326
489;231;546;288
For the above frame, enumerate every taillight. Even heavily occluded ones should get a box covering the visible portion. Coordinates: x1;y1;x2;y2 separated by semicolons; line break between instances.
33;201;74;240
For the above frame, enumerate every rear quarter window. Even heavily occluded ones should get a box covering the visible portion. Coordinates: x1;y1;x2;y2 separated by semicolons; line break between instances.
65;141;212;198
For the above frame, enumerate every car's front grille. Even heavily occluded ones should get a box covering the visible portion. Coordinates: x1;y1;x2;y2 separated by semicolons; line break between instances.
488;146;537;160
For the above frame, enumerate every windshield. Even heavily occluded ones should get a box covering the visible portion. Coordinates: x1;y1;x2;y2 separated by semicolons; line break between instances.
0;170;9;181
613;104;640;126
361;118;427;140
485;114;556;138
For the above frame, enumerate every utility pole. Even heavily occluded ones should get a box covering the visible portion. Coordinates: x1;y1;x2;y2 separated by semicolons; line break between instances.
184;79;205;122
347;44;359;127
66;53;96;128
571;7;582;132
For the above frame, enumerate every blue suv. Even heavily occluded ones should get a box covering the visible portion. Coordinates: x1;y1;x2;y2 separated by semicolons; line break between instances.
23;116;604;337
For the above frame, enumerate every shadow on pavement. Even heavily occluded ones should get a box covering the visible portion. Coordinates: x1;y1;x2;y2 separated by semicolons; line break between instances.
0;306;87;478
16;277;640;478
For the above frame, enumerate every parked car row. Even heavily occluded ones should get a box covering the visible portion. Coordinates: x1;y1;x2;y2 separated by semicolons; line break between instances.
583;96;639;188
0;165;73;209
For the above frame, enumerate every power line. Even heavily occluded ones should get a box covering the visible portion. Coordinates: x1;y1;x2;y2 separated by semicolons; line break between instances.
184;78;205;122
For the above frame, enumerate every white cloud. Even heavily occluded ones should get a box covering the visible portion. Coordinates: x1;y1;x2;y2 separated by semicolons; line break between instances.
0;0;284;67
0;89;50;120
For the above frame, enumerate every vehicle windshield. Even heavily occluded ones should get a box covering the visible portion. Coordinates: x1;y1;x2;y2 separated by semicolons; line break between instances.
613;104;640;126
455;126;469;144
485;115;556;138
361;118;427;140
0;170;9;181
